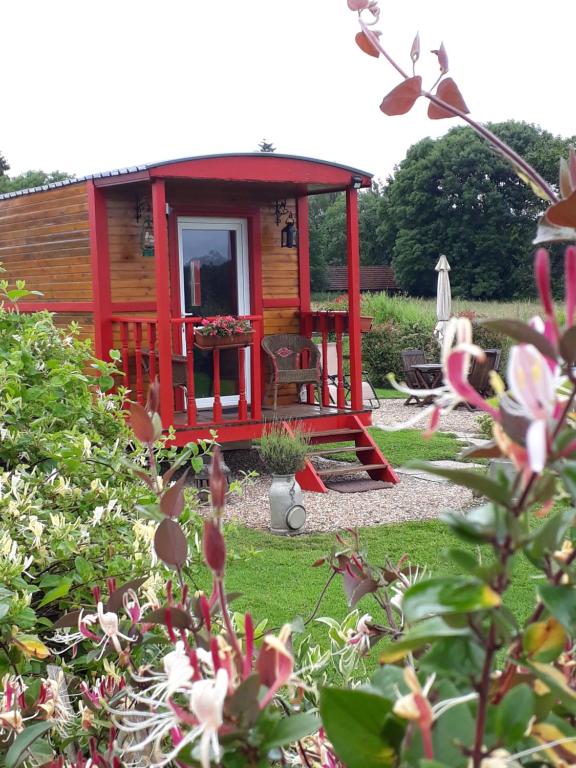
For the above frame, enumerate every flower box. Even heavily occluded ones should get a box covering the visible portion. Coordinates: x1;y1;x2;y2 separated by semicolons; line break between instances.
194;330;254;349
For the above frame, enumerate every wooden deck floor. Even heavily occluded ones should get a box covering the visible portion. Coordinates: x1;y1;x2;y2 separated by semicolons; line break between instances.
173;402;359;427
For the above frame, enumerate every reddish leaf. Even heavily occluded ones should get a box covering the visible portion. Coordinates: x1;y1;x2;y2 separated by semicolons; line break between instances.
129;402;155;443
146;379;160;415
154;518;188;569
380;76;422;116
431;42;449;73
347;0;370;9
203;520;226;575
52;610;82;630
209;447;227;511
428;78;470;119
106;577;148;613
546;189;576;228
355;30;380;58
160;471;189;518
410;31;420;63
144;606;193;629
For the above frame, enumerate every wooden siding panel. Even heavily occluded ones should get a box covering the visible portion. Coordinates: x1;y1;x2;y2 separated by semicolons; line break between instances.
107;190;156;304
0;183;92;302
261;203;299;302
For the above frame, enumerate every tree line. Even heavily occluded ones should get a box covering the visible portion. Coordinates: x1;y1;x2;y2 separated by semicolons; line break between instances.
309;121;575;298
0;151;71;194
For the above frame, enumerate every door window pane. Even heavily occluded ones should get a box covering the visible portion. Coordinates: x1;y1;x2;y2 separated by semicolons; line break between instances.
181;229;238;317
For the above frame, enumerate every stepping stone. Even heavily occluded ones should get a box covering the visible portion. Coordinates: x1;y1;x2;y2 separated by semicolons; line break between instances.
398;459;483;484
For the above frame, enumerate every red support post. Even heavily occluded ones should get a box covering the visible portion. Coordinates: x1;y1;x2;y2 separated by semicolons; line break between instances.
87;181;113;359
212;349;222;423
346;188;363;410
335;314;346;409
120;323;130;389
238;347;248;421
152;179;175;430
148;323;157;383
134;322;144;405
185;324;197;426
321;314;330;408
251;320;262;421
297;196;311;313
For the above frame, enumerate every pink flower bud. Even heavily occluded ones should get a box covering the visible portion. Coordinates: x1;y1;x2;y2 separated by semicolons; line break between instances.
203;520;226;575
209;447;226;512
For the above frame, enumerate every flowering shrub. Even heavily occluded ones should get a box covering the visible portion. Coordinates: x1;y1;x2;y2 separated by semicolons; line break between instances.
196;316;252;338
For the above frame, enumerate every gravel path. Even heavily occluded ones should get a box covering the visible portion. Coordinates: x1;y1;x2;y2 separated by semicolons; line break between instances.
199;399;481;534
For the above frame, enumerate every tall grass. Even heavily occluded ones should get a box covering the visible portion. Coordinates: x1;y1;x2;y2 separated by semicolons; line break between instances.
313;292;552;324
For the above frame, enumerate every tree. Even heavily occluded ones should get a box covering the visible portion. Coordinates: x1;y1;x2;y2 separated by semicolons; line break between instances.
0;168;73;194
258;139;276;153
308;184;389;291
380;121;574;299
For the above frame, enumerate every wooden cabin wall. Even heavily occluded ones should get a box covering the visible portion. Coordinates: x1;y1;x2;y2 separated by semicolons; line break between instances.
0;183;95;342
0;183;91;300
107;190;156;304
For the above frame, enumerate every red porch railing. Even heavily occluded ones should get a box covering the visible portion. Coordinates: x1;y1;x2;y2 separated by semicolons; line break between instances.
301;310;352;410
110;314;263;428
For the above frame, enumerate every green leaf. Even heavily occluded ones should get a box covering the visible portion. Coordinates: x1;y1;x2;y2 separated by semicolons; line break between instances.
495;684;535;745
403;577;501;624
430;680;474;767
37;578;72;608
379;617;470;663
420;637;484;682
98;374;114;392
539;584;576;633
6;722;54;768
524;507;576;568
440;504;506;544
74;556;94;582
528;661;576;714
482;319;558;362
261;712;320;751
408;463;510;506
558;464;576;504
320;688;400;768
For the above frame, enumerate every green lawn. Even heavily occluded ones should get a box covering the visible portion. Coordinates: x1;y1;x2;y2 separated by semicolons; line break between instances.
221;522;536;650
317;427;463;466
374;388;406;400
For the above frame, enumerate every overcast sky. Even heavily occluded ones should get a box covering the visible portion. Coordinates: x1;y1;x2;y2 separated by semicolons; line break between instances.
3;0;575;182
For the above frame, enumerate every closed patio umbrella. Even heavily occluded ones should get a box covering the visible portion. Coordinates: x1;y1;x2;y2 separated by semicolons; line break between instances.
434;254;451;345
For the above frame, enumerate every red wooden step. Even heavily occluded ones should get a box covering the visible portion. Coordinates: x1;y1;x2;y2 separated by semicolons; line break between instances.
317;463;389;477
309;445;372;456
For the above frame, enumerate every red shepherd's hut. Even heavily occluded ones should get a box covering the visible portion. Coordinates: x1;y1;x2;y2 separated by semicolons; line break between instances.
0;153;397;492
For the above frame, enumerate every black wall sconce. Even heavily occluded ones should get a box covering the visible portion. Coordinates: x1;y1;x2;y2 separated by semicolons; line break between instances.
273;199;298;248
351;175;363;190
135;193;154;257
281;211;298;249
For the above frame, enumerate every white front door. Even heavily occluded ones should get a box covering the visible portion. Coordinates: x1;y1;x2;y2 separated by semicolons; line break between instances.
177;217;250;410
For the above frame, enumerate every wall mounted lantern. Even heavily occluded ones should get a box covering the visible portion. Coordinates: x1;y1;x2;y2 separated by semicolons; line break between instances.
273;199;298;248
135;194;154;257
281;211;298;249
351;175;363;190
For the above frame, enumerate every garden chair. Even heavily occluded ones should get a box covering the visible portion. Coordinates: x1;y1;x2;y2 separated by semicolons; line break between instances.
401;348;426;405
261;334;323;416
463;348;501;407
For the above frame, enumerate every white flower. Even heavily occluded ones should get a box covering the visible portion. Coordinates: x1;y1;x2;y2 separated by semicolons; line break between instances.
130;641;195;704
92;506;105;526
189;668;228;768
347;613;373;654
113;668;229;768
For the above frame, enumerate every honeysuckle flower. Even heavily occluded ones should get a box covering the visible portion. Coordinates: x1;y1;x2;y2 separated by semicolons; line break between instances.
130;641;196;704
347;613;373;655
256;624;294;707
466;749;518;768
113;668;229;768
386;317;498;435
507;343;560;472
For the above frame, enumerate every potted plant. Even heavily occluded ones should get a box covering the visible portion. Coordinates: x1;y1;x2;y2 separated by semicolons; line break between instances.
259;422;309;535
194;315;253;349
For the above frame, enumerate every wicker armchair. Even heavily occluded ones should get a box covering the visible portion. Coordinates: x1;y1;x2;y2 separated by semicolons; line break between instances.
261;334;322;416
401;348;426;405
